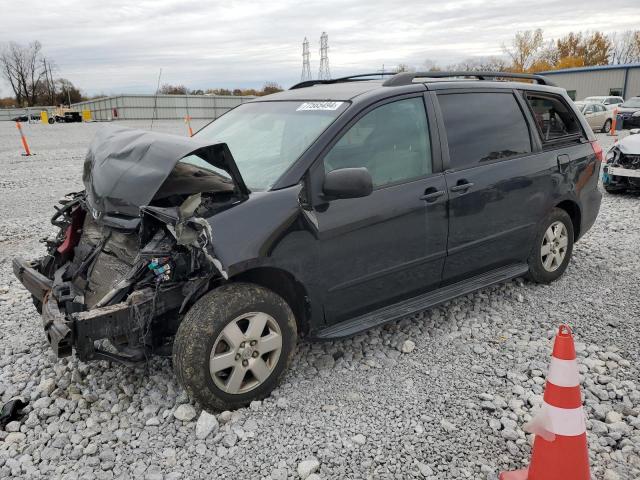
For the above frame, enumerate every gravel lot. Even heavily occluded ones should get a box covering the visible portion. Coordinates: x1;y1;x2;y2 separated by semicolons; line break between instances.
0;120;639;480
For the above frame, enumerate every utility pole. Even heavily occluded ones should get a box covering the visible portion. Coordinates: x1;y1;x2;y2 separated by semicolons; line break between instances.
301;38;311;81
318;32;331;80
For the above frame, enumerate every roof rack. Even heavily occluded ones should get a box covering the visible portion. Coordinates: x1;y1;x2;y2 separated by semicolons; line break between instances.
382;71;556;87
289;72;395;90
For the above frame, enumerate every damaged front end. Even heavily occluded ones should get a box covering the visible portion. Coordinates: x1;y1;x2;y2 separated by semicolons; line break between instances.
13;127;248;363
603;132;640;191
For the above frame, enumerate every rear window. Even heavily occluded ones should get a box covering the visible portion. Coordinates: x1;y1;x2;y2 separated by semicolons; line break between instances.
438;92;532;170
525;93;582;142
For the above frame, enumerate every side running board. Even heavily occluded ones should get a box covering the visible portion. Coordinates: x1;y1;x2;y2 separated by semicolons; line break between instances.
315;263;528;339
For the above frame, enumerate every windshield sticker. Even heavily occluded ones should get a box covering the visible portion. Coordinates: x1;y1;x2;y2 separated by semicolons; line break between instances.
297;101;343;111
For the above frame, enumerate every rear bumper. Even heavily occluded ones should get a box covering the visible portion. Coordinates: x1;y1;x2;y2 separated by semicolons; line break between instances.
13;256;184;362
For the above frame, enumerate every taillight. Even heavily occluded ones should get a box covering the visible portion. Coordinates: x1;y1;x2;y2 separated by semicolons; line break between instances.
590;140;603;162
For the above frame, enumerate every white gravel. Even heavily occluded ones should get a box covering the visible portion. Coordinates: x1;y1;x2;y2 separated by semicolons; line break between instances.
0;120;639;479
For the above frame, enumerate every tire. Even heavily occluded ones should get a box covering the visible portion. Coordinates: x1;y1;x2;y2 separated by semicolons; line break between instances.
48;117;55;124
173;282;297;411
526;208;574;284
602;119;612;133
604;185;626;194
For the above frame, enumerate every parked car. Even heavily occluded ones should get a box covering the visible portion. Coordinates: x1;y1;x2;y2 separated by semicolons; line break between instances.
11;113;41;122
583;95;625;110
602;130;640;193
616;97;640;129
575;101;614;133
13;71;603;411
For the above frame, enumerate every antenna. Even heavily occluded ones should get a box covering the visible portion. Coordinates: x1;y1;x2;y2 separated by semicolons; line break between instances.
318;32;331;80
151;68;162;130
301;37;311;81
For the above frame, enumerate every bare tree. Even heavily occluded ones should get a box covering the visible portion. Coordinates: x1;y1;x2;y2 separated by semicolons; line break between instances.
422;59;441;71
447;56;511;72
609;31;640;64
0;41;47;106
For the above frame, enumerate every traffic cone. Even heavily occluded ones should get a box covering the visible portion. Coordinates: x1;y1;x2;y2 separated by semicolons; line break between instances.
499;325;590;480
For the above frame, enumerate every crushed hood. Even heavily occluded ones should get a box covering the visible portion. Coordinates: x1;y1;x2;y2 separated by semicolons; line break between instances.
83;126;248;219
617;133;640;155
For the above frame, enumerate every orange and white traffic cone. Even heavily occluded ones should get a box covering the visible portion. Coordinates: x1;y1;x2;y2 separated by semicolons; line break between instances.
500;325;590;480
608;109;618;137
16;121;32;156
185;115;193;137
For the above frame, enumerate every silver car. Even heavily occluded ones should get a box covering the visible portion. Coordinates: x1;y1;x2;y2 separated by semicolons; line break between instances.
583;95;625;110
575;101;614;133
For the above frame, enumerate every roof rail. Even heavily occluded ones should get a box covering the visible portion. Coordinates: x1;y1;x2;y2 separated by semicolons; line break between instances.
289;72;396;90
382;71;556;87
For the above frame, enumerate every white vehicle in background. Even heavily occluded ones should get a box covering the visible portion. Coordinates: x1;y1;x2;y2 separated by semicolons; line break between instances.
575;101;614;133
582;96;624;110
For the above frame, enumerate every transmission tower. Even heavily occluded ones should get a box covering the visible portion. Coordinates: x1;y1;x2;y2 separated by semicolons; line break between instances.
318;32;331;80
301;37;311;81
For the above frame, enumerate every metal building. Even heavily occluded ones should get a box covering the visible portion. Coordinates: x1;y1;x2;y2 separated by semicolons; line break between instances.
540;63;640;101
71;94;254;121
0;106;55;121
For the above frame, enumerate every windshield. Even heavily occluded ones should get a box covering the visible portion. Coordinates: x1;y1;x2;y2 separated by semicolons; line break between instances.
584;97;604;103
190;101;348;190
621;98;640;108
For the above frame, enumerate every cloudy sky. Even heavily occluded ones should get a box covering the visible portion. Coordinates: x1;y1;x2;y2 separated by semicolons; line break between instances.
2;0;640;95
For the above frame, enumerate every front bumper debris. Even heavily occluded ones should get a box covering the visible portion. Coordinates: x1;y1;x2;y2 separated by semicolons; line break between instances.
13;256;185;363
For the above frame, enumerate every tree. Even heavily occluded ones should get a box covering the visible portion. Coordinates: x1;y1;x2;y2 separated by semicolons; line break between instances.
159;83;188;95
448;56;511;72
0;40;47;106
261;82;283;95
503;29;544;72
422;59;441;72
55;78;82;105
582;32;611;66
609;30;640;64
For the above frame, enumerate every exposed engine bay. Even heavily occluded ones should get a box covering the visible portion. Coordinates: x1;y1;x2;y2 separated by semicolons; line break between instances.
13;127;248;363
603;131;640;190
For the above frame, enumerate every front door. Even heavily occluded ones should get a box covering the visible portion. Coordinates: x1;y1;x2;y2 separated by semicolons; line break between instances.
311;96;448;324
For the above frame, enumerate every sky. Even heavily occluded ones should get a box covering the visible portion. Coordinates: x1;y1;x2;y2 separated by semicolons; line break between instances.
2;0;640;96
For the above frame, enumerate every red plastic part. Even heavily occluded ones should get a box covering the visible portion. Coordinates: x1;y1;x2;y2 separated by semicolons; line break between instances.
57;208;86;256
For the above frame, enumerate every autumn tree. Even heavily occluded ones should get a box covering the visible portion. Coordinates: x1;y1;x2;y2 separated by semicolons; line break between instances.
261;82;283;95
503;29;544;72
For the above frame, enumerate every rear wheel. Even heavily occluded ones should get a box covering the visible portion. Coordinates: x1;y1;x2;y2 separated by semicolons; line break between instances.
602;119;612;133
173;283;297;411
527;208;574;284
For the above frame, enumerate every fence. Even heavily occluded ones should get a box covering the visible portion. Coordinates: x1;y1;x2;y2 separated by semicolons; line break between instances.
70;94;254;121
0;106;56;121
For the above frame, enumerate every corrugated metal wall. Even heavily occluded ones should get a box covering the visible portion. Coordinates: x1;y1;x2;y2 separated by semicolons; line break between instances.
627;69;640;98
71;94;254;121
0;106;56;121
543;70;627;100
542;66;640;101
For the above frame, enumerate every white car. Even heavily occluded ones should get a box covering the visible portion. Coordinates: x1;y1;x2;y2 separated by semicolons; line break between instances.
575;101;614;133
582;96;625;110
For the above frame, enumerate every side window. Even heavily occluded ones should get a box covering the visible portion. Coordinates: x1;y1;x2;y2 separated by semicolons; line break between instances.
525;92;582;142
438;92;531;170
323;97;432;188
585;104;595;113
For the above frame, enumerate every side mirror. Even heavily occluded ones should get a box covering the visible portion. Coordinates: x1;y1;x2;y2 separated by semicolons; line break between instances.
322;167;373;200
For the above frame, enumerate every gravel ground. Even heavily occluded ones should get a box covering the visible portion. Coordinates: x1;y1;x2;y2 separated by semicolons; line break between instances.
0;120;639;480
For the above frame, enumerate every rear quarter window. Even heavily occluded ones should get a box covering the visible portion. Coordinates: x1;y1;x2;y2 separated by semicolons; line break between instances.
438;92;532;170
524;92;583;143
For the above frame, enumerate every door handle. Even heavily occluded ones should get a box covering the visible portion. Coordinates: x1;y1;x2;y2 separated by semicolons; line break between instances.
420;188;444;202
450;181;474;193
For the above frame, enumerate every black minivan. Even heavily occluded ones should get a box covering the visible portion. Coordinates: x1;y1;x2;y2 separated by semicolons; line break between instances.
14;71;603;410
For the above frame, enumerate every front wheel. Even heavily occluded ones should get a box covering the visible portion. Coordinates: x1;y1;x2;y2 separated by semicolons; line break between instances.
602;119;612;133
173;283;297;411
526;208;574;284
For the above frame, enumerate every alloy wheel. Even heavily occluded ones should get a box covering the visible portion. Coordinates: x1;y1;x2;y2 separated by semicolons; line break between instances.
209;312;283;394
540;221;569;272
